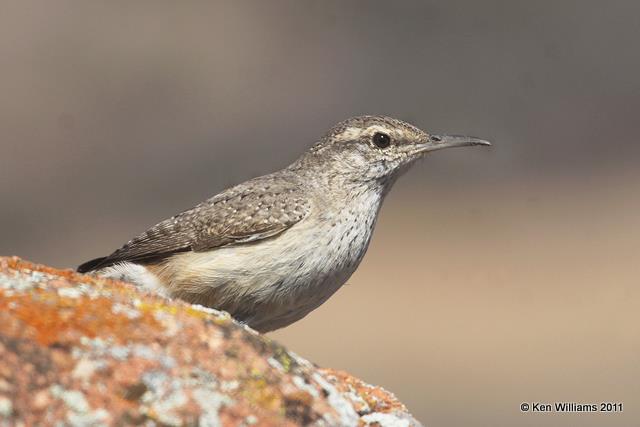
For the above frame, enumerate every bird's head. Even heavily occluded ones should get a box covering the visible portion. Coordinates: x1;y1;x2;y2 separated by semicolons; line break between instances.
301;115;490;185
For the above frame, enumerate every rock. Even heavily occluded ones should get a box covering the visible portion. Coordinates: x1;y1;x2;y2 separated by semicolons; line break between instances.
0;257;422;426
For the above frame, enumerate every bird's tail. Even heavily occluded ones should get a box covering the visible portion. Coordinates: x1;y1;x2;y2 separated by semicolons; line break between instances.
77;256;107;273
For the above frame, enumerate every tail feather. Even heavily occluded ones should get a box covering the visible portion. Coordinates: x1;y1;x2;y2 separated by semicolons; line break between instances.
77;256;108;273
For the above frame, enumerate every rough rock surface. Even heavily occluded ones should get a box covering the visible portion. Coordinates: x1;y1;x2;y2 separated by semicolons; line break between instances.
0;257;422;427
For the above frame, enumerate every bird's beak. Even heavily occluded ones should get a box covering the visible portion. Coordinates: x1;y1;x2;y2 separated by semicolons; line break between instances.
413;135;492;155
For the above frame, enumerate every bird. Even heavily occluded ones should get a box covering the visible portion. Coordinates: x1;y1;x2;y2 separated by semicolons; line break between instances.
78;115;490;332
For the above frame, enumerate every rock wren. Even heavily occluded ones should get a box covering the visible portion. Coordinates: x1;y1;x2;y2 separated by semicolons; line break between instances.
78;116;490;332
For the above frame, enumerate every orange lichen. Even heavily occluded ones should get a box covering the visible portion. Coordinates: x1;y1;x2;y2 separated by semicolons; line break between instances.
4;257;88;283
0;291;161;346
320;368;408;414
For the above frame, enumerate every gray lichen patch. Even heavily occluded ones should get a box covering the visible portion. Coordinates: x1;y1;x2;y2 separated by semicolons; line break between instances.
0;397;13;418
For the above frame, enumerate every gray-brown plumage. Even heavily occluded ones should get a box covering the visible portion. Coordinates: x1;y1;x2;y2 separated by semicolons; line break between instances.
79;115;490;332
79;176;309;270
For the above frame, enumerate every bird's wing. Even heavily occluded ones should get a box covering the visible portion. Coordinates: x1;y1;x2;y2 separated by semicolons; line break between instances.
78;176;310;272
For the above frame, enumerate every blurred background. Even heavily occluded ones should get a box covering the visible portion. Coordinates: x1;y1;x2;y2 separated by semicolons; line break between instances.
1;1;639;425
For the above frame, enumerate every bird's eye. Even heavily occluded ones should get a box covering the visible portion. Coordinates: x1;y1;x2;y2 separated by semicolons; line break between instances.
372;132;391;149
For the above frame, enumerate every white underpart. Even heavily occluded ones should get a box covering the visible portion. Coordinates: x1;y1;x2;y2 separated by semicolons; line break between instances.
99;263;169;297
164;183;385;331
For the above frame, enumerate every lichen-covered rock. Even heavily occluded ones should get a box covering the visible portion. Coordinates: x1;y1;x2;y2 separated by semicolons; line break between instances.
0;257;422;427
